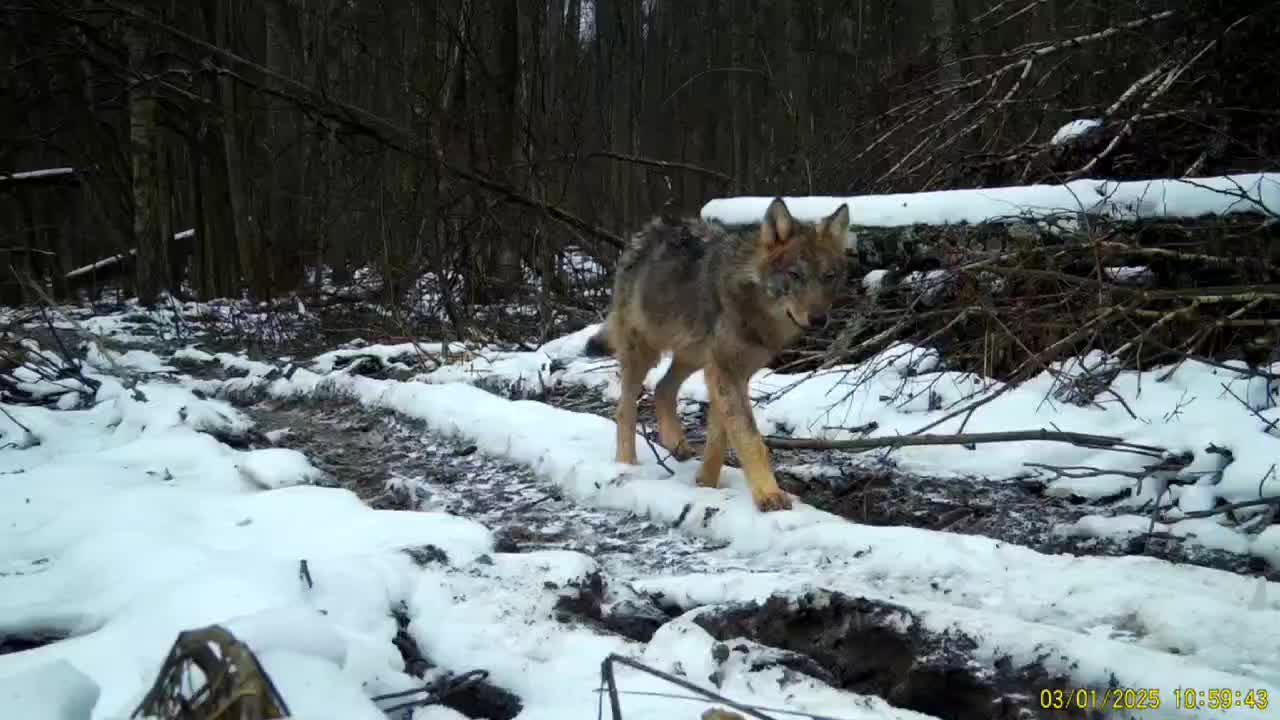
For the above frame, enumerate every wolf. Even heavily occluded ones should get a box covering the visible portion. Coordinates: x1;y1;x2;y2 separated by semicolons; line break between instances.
584;198;850;512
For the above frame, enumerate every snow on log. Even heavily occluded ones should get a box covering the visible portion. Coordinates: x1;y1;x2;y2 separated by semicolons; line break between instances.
64;228;195;281
1050;118;1102;145
0;167;76;181
64;250;136;281
700;172;1280;233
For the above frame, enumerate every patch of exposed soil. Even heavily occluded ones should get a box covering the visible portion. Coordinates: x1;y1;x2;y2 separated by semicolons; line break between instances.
552;570;676;643
692;591;1100;720
0;631;68;656
387;604;523;720
240;397;732;580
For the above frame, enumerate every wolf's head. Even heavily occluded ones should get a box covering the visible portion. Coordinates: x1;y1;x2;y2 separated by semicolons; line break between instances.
755;198;850;330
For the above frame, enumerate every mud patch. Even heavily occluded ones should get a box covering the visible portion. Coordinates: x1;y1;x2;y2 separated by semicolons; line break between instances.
238;395;733;579
693;591;1094;720
388;603;524;720
779;463;1275;577
552;570;676;642
0;630;68;655
245;402;424;508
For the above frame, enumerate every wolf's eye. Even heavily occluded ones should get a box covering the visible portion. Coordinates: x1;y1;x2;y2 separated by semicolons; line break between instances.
787;269;804;282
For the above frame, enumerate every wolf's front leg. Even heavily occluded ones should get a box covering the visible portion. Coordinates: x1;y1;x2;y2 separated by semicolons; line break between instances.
703;363;792;512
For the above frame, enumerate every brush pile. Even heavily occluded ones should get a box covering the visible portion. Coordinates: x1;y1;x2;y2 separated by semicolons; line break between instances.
779;210;1280;393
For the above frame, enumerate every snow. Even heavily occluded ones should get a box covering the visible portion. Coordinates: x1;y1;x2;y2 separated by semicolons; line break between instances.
177;340;1280;684
700;172;1280;230
6;304;1280;719
405;551;934;720
83;342;175;374
637;615;937;720
311;341;467;375
0;660;99;720
4;340;924;719
862;269;892;296
237;447;327;489
0;363;494;718
1050;118;1102;145
184;324;1280;560
1105;265;1153;285
460;329;1279;529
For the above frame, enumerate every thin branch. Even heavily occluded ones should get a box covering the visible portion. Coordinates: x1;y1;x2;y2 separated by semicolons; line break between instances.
764;428;1166;457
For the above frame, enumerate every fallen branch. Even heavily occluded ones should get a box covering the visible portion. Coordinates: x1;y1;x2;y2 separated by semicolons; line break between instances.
599;653;778;720
1024;451;1194;492
763;428;1166;457
0;404;39;449
1162;494;1280;522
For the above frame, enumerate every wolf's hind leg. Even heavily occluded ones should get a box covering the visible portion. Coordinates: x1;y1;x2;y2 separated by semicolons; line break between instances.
696;400;727;489
654;357;698;460
614;335;656;465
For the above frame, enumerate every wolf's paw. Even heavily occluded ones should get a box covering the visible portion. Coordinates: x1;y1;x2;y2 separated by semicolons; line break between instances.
695;470;720;489
753;488;793;512
669;440;696;462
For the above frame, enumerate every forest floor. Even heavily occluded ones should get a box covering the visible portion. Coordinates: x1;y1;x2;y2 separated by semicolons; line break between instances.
1;296;1277;720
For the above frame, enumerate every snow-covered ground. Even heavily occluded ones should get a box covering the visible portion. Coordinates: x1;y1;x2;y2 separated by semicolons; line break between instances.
6;294;1277;719
5;335;940;719
405;326;1280;550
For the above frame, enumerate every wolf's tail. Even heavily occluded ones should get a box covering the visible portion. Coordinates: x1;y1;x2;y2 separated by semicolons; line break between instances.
582;323;613;358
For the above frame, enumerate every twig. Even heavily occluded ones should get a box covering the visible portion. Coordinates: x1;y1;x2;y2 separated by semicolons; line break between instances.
0;404;39;449
600;654;778;720
1219;382;1279;433
371;669;492;715
586;151;733;186
906;302;1133;435
640;421;676;477
1163;494;1280;522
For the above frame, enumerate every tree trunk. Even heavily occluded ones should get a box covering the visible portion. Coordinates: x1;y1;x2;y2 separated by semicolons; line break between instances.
932;0;961;90
127;9;163;306
217;0;263;300
264;0;299;292
493;0;525;297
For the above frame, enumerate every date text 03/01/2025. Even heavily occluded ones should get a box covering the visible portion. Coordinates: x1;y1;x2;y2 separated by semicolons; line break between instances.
1039;687;1270;712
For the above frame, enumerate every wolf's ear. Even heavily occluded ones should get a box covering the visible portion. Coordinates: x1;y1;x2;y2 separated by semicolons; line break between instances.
760;197;794;248
821;203;850;246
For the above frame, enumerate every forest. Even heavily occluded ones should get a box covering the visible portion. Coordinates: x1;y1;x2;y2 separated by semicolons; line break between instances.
4;1;1276;313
